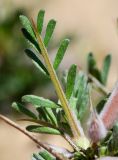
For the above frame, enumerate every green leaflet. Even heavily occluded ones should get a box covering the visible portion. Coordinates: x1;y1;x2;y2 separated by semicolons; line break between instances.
87;53;101;82
43;108;58;126
37;10;45;34
44;19;56;47
101;54;111;85
74;71;85;98
26;125;60;135
76;73;89;120
66;64;77;100
12;102;37;119
36;108;58;126
25;49;49;75
36;107;49;121
32;150;56;160
19;15;36;39
39;150;56;160
96;94;109;113
53;39;70;70
87;52;96;71
68;71;90;120
21;28;40;52
32;153;45;160
108;123;118;155
22;95;60;109
77;83;90;120
87;53;111;85
19;118;58;129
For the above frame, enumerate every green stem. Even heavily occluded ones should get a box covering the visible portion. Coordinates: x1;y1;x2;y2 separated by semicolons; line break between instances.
32;20;83;141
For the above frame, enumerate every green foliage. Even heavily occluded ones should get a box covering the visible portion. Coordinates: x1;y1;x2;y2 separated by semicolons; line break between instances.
26;125;60;135
108;123;118;155
44;19;56;47
25;49;49;75
87;53;111;85
68;71;90;120
22;95;60;108
101;54;111;85
37;10;45;34
19;15;36;39
66;64;77;100
12;102;37;119
32;150;56;160
21;28;40;51
96;93;110;113
11;8;116;160
53;39;70;70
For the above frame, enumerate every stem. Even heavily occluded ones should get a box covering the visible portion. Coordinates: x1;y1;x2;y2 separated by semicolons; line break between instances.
62;132;83;152
0;114;66;160
31;19;83;141
18;118;80;151
88;74;109;95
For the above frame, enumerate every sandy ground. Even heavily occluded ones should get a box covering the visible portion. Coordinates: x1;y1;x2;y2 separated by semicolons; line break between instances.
0;119;71;160
0;0;118;159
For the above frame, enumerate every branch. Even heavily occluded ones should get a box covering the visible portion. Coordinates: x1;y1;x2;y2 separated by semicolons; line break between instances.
0;114;67;160
18;118;82;152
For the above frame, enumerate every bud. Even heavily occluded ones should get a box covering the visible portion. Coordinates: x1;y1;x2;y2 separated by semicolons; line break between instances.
88;112;107;143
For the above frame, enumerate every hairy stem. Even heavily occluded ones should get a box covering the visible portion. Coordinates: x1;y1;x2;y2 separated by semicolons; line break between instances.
31;19;83;141
0;114;66;160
